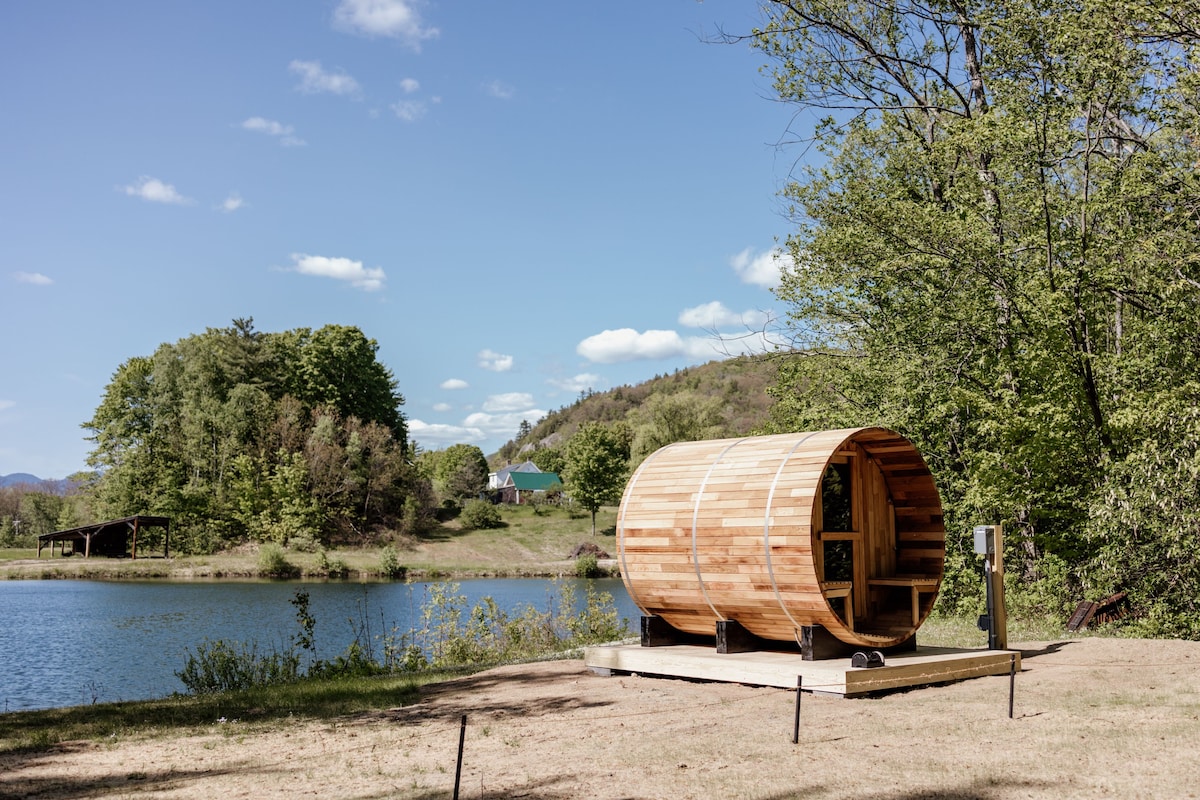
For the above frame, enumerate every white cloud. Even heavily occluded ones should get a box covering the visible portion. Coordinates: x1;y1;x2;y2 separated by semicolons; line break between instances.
462;409;547;440
121;176;190;205
332;0;439;48
483;79;514;100
241;116;306;146
289;60;361;97
13;271;52;286
547;373;602;393
0;399;15;412
576;328;687;363
408;418;484;446
219;192;244;213
731;247;791;289
391;100;426;122
678;301;770;330
478;349;514;372
483;393;535;413
440;378;468;390
399;77;420;93
288;253;386;291
432;402;452;412
577;327;772;364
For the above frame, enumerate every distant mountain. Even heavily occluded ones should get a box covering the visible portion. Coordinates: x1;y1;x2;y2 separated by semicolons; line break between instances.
0;473;46;488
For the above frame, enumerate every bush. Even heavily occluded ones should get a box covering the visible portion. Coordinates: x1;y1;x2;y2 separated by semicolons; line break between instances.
459;499;503;530
257;543;299;578
379;545;405;579
176;639;300;694
315;549;349;579
575;553;603;578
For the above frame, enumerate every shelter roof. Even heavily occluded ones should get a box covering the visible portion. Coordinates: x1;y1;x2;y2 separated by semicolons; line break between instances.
38;515;171;543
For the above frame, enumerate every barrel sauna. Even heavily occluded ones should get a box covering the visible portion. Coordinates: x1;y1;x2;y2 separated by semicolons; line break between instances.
617;428;944;650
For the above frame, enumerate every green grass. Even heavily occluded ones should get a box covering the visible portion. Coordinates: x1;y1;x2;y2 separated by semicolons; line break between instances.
0;670;459;755
0;504;620;581
0;548;36;563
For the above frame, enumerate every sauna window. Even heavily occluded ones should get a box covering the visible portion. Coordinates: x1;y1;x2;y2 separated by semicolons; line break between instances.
823;540;854;582
821;462;853;532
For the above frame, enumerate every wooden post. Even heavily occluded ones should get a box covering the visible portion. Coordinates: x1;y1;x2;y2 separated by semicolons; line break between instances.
991;523;1007;650
453;714;466;800
132;517;139;560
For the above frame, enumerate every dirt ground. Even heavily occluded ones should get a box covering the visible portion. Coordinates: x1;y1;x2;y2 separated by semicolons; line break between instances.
2;637;1198;800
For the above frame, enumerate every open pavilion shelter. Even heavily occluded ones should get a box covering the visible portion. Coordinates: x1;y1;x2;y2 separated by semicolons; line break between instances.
37;515;170;559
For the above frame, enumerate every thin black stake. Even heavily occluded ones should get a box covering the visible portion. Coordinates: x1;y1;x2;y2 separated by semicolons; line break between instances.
1008;653;1017;719
792;675;802;743
453;714;467;800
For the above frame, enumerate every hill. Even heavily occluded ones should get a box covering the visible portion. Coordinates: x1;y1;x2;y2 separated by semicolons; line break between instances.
0;473;45;489
490;353;782;464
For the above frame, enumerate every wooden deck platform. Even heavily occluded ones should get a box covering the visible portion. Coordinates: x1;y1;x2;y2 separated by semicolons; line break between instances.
583;643;1019;697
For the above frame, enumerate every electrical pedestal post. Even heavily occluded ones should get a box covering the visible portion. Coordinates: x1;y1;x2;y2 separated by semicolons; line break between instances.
974;524;1008;651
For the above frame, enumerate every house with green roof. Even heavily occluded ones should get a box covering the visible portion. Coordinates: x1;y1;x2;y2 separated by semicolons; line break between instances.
498;470;563;504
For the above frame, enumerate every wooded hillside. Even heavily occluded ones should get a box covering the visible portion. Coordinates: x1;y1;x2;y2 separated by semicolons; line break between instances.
491;354;779;465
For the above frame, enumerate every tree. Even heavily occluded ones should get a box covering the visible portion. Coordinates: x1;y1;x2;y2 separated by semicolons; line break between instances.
83;321;424;552
563;422;628;536
529;445;566;476
434;444;489;505
750;0;1200;628
627;391;725;466
293;325;407;446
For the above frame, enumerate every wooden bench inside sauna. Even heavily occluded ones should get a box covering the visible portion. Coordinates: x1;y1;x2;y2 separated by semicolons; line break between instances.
616;427;945;659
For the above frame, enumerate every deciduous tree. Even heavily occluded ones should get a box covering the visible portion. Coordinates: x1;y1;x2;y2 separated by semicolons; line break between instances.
563;422;628;536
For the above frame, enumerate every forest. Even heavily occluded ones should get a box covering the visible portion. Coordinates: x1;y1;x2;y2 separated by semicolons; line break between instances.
749;0;1200;635
4;1;1200;638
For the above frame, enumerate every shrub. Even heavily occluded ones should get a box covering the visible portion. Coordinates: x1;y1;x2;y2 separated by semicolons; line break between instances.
257;543;299;578
379;545;405;579
176;639;300;694
459;499;503;530
315;549;349;579
575;553;603;578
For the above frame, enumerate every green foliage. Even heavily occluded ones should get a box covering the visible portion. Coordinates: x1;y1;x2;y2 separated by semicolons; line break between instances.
174;582;630;696
411;580;629;669
459;499;503;530
256;543;300;579
529;445;566;475
563;422;628;536
315;549;349;579
82;319;430;553
574;553;602;579
754;0;1200;633
419;444;488;506
175;639;301;694
379;544;405;579
628;391;726;465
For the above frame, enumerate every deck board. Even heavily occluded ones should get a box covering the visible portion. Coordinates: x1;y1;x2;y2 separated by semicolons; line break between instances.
584;643;1019;697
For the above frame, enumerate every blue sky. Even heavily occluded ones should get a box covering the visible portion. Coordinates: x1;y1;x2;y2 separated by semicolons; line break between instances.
0;0;803;479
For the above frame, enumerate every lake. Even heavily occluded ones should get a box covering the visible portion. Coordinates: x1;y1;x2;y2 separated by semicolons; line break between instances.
0;578;640;712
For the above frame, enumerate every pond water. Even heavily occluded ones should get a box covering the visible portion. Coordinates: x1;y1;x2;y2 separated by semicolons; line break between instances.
0;578;640;712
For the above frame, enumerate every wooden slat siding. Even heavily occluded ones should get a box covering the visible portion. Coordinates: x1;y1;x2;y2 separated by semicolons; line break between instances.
619;428;945;648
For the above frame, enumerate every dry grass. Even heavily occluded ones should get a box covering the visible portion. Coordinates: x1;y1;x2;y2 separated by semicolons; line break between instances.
1;637;1197;799
0;505;619;581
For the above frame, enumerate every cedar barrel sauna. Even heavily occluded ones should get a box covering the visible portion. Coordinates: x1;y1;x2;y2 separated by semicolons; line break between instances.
617;428;945;652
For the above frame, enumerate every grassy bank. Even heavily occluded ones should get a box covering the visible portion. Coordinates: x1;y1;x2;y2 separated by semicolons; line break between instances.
0;670;446;754
0;504;618;581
